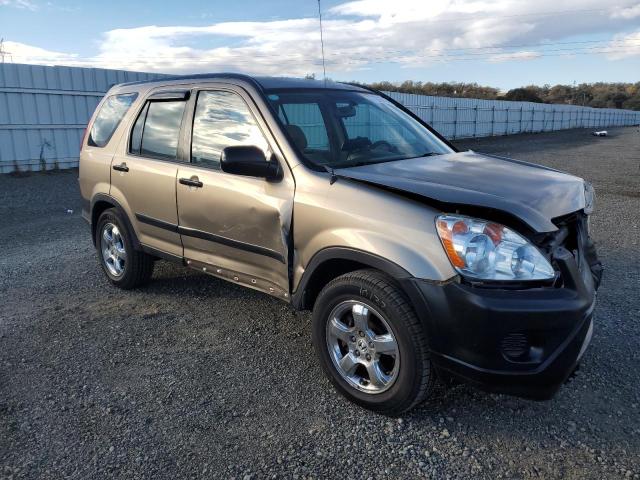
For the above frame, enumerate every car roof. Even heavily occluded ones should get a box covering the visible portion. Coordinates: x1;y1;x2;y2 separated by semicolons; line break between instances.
118;73;368;93
253;76;365;91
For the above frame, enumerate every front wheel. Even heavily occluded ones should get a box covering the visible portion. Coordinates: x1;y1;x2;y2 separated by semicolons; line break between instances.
312;269;436;415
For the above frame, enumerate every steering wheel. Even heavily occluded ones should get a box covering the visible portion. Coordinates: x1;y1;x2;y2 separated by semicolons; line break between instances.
370;140;397;152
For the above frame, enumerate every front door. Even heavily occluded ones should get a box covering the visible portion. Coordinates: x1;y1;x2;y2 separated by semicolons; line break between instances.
176;87;294;298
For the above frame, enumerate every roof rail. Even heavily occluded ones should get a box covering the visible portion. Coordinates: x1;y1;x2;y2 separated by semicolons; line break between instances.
119;72;264;91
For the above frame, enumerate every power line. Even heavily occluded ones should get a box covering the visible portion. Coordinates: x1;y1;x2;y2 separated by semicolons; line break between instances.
329;38;640;57
336;44;640;62
6;34;640;67
7;34;640;64
339;47;640;65
359;7;610;26
8;40;640;64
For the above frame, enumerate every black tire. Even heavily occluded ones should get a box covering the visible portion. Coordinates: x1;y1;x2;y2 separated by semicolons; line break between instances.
312;269;435;415
95;208;154;289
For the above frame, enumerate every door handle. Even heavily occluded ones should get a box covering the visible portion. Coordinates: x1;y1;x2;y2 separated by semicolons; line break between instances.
179;177;203;188
112;162;129;172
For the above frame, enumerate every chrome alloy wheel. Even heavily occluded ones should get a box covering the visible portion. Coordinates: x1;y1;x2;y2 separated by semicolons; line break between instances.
100;223;126;277
326;300;400;394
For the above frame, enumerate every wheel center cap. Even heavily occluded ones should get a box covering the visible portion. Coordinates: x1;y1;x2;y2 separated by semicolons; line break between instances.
357;339;368;353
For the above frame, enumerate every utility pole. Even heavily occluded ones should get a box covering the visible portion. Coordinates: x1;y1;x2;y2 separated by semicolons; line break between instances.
0;38;8;63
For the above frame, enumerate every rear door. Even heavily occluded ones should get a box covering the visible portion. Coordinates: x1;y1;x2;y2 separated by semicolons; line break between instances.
109;90;189;257
176;85;294;298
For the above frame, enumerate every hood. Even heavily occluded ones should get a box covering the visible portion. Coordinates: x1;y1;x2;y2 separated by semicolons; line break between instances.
334;150;586;232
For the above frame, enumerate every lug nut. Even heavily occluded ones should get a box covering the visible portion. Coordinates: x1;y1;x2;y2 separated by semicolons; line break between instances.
354;350;360;357
350;335;356;342
358;331;365;337
368;341;374;348
365;354;371;361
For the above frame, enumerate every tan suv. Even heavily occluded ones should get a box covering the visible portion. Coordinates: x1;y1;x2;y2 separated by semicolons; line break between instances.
79;74;602;415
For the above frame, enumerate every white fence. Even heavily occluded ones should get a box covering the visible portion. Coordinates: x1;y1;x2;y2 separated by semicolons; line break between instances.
385;91;640;140
1;63;639;173
0;64;164;173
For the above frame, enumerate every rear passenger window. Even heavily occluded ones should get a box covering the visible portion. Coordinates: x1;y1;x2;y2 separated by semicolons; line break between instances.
129;100;186;160
191;90;269;169
88;93;138;147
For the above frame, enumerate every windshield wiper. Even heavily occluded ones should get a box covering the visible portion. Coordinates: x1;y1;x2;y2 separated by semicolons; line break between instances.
325;152;443;174
323;165;339;185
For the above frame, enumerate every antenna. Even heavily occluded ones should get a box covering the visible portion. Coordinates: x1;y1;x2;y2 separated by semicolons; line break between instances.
317;0;327;85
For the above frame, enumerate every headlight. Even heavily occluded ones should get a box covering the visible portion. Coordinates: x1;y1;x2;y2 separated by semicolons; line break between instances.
435;215;555;281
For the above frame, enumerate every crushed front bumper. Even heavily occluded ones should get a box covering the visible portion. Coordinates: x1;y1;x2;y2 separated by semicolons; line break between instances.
402;244;599;400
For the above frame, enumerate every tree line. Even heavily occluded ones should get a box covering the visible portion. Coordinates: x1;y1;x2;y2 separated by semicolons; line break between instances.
361;81;640;111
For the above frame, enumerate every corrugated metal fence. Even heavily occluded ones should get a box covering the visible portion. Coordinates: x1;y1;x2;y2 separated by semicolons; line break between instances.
1;63;639;173
385;91;640;140
0;64;164;173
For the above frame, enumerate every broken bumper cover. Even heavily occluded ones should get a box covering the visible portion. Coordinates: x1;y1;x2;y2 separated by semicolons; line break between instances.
403;247;598;400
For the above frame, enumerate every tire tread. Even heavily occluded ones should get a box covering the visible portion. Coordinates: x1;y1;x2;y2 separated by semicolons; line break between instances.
315;269;435;415
96;209;154;290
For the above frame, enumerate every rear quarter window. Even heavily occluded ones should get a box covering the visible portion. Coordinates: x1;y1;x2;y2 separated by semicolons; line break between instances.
88;93;138;147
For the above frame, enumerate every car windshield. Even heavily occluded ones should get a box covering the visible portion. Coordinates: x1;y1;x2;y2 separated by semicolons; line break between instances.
266;89;453;169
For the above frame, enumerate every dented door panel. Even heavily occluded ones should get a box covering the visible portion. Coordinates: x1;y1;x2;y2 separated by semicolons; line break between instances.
176;166;294;295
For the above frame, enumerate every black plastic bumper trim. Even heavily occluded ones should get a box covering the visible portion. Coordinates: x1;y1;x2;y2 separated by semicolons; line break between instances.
431;315;593;400
403;246;598;401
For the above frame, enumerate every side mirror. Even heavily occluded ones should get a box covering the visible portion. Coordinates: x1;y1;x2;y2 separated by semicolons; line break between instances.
220;145;282;180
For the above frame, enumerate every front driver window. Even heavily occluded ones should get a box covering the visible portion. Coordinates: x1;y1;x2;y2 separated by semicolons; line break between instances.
191;90;269;170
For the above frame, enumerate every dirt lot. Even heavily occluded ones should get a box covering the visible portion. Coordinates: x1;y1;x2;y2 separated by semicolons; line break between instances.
1;127;639;479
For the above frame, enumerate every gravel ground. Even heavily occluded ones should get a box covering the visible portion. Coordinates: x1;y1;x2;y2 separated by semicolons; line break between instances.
1;127;639;479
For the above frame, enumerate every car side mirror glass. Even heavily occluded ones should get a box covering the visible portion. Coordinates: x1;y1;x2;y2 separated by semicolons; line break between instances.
220;146;282;180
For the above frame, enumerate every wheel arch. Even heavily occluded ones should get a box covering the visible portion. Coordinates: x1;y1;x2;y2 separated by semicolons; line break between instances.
91;194;141;250
291;247;413;311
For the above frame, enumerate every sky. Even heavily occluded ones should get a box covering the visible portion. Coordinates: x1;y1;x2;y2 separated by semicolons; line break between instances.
1;0;639;89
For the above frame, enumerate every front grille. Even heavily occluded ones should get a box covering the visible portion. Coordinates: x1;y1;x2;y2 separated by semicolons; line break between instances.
501;333;529;360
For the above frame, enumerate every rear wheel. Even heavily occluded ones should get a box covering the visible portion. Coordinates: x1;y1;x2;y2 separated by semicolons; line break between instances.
312;269;435;415
95;208;154;289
